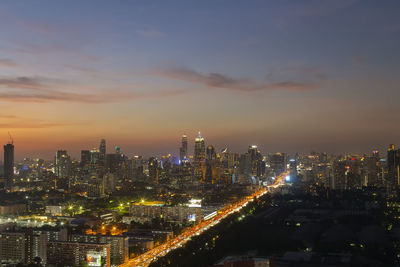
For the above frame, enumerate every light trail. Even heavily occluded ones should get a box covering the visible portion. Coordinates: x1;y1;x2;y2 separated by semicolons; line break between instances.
119;172;288;267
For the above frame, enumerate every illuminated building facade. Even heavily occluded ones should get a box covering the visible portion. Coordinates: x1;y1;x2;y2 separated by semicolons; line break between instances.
54;150;71;178
270;152;286;176
98;139;106;176
179;134;188;163
387;144;400;188
47;241;111;267
194;132;206;181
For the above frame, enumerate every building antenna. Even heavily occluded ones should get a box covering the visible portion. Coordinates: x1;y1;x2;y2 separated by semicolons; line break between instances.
8;131;13;144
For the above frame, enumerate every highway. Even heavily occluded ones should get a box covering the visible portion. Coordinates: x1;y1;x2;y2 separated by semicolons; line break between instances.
119;172;288;267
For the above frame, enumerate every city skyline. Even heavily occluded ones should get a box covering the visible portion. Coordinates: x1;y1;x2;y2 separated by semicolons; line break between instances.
0;132;395;161
1;1;400;159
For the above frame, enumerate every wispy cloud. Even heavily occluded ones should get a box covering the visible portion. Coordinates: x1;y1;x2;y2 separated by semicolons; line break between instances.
0;75;185;104
157;67;318;92
0;58;20;68
0;76;133;103
266;66;327;82
0;114;18;119
0;76;46;90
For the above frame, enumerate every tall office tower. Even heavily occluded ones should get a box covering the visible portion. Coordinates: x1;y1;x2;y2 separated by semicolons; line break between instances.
239;153;252;183
179;135;188;163
98;139;106;176
269;152;286;176
3;142;14;188
148;157;159;184
194;132;206;181
346;157;361;189
80;150;91;167
204;145;216;184
332;160;347;190
387;144;400;188
55;150;71;178
248;145;263;177
362;151;380;186
289;158;297;181
206;145;216;161
90;148;100;165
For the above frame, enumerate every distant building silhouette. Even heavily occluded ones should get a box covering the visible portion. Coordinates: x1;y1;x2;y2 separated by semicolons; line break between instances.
4;142;14;188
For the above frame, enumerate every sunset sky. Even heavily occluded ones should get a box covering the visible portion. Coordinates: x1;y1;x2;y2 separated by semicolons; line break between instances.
1;0;400;160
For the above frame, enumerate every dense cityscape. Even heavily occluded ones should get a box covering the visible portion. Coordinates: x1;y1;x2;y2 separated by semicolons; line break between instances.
1;1;400;266
1;133;400;266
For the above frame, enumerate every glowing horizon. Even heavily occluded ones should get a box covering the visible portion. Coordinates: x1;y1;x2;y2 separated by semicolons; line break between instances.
1;1;400;160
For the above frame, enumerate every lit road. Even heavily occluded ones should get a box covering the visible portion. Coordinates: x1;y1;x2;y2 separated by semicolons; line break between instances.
119;172;288;267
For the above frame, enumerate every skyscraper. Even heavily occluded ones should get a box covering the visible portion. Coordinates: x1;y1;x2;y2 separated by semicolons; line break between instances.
362;150;380;186
55;150;71;178
179;135;188;163
80;150;91;167
98;139;106;176
387;144;399;188
270;152;286;176
248;145;263;177
194;132;206;181
205;145;216;184
206;145;216;161
3;142;14;188
148;157;159;184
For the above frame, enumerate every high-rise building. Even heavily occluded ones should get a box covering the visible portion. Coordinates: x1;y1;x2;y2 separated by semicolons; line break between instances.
204;145;217;184
248;145;263;177
332;160;347;190
148;157;159;184
179;135;188;163
206;145;216;161
346;157;361;189
362;150;380;186
289;158;297;181
80;150;91;167
0;230;48;265
239;153;252;182
0;232;26;264
69;234;128;265
387;144;400;188
194;132;206;181
99;139;106;176
3;142;14;188
54;150;71;178
270;152;286;176
103;173;116;194
90;148;100;165
47;241;111;267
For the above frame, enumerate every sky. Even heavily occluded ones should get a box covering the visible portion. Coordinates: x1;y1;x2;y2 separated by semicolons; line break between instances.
0;0;400;160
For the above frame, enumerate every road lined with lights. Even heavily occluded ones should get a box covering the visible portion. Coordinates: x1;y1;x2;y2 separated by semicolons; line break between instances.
119;172;288;267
